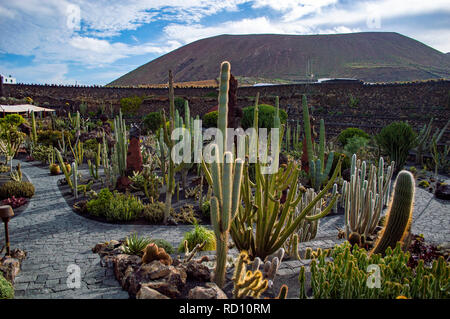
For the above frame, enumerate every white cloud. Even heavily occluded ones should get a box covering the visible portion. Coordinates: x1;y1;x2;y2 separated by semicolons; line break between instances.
252;0;338;21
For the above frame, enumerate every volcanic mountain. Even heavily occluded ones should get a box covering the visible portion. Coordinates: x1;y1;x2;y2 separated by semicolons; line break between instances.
109;32;450;85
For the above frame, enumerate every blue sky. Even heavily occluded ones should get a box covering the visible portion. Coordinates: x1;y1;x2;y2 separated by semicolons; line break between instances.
0;0;449;85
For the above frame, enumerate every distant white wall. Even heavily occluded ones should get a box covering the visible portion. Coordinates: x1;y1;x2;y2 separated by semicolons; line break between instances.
0;74;16;84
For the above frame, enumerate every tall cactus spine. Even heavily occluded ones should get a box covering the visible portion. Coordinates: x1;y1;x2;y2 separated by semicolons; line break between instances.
370;170;414;256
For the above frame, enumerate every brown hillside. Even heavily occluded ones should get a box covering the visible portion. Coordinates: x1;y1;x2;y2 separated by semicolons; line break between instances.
109;32;450;85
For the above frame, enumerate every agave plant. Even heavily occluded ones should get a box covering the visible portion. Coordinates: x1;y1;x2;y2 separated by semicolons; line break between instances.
121;233;153;256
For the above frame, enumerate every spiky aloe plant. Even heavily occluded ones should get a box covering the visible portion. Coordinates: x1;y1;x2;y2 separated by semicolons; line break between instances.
370;170;414;256
201;61;244;288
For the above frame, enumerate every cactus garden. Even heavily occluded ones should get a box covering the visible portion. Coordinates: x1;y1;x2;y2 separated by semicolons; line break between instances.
0;60;448;302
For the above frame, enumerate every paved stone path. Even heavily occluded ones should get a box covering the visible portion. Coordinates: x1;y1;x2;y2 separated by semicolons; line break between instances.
4;160;194;299
1;160;448;298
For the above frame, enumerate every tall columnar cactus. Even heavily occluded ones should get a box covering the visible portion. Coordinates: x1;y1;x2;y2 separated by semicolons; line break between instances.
88;143;101;180
302;96;334;190
56;149;73;190
370;170;414;256
113;110;127;178
343;154;395;240
201;61;244;288
31;110;37;145
179;100;201;192
72;161;78;199
160;70;179;224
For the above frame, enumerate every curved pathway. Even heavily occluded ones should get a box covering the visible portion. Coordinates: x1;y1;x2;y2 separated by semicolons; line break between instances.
2;161;448;298
4;160;194;299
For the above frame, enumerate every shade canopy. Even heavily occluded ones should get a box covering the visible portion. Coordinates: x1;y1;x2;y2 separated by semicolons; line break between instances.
0;104;55;113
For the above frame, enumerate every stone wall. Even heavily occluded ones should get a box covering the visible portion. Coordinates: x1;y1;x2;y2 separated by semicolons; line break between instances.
3;80;449;139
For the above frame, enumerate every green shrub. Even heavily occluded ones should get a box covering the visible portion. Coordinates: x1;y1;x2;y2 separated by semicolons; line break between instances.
37;130;73;147
150;239;174;254
83;139;99;152
174;97;186;115
202;111;218;128
241;104;287;129
142;111;163;133
343;136;370;156
338;127;370;146
178;224;216;253
0;273;14;299
0;181;35;199
120;96;143;116
86;188;143;221
0;114;25;129
141;201;172;224
0;165;10;173
408;166;417;176
201;200;210;218
31;144;53;163
418;180;430;188
375;122;417;171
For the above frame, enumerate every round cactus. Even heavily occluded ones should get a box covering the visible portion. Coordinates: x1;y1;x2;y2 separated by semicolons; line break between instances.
49;163;61;175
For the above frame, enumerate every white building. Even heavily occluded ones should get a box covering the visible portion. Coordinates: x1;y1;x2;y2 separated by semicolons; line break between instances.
0;74;16;84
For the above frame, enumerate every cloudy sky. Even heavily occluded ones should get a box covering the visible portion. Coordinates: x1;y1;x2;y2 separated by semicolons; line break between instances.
0;0;449;85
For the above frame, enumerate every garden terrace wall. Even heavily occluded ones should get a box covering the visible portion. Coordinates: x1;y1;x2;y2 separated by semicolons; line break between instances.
2;80;449;139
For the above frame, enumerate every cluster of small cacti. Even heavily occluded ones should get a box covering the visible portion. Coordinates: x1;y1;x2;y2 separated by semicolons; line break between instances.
342;154;394;241
302;95;334;191
299;241;449;299
249;248;285;289
69;139;84;166
68;111;81;131
232;251;269;299
142;243;172;266
10;163;22;182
